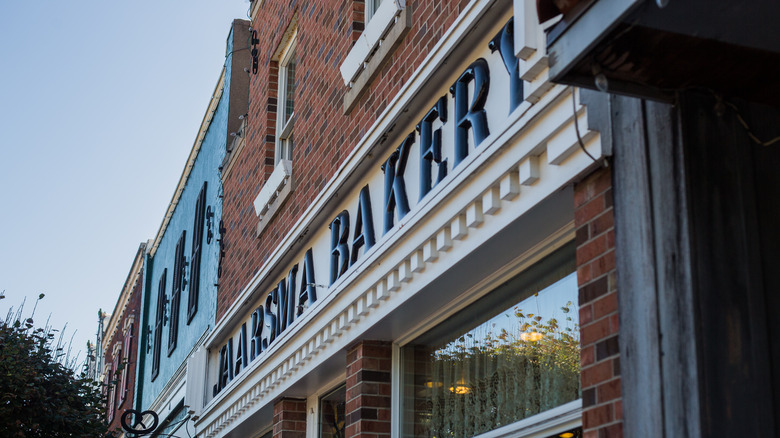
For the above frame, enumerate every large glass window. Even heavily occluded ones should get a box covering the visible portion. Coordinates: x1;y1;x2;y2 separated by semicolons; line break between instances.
401;245;580;437
319;384;346;438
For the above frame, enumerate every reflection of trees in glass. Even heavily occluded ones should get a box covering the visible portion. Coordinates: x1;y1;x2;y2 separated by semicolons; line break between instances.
425;302;580;438
320;384;346;438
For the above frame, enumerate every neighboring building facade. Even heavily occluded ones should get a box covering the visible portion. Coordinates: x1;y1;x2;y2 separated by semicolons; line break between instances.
100;243;146;435
187;1;606;437
131;19;250;437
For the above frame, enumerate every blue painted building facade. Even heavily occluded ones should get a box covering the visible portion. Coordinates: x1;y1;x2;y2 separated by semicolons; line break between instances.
132;19;250;432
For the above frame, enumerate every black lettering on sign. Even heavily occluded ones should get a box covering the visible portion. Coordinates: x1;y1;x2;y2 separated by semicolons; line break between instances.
489;18;523;114
277;265;298;334
263;291;277;346
250;306;265;360
418;96;448;201
234;323;248;376
329;211;350;285
382;132;413;234
218;339;234;391
351;185;376;266
450;59;490;167
298;249;317;315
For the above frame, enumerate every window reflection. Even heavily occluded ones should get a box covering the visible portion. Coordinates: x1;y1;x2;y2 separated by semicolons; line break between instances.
402;246;580;437
320;384;346;438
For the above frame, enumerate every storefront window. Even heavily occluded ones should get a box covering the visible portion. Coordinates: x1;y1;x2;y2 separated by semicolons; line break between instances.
401;245;580;437
320;384;346;438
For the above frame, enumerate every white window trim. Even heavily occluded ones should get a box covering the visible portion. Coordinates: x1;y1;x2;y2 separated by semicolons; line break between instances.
276;30;297;164
112;340;123;357
306;374;347;438
253;159;293;218
475;400;582;438
251;22;297;235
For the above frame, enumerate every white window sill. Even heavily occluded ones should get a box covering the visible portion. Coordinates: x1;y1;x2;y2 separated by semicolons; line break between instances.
253;159;293;237
475;399;582;438
341;2;411;114
339;0;405;86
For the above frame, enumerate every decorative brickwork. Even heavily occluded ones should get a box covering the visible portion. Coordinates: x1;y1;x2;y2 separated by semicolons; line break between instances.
574;167;622;438
345;341;392;438
273;398;307;438
219;0;476;320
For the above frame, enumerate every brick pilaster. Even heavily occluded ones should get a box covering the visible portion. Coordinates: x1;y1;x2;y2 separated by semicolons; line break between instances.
273;398;307;438
345;341;392;438
574;167;622;438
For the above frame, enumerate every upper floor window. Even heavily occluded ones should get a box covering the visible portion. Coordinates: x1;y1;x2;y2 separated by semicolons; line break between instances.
110;342;122;410
169;231;186;356
119;322;133;407
188;182;207;323
151;268;167;381
276;30;297;164
104;364;114;423
252;19;297;234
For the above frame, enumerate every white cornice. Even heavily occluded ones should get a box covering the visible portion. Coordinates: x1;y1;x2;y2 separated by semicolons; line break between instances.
102;243;146;352
150;69;226;257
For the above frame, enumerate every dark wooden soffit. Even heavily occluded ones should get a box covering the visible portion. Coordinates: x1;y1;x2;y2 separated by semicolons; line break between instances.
545;0;780;105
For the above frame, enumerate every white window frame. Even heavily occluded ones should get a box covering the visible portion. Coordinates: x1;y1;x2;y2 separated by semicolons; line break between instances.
276;30;297;165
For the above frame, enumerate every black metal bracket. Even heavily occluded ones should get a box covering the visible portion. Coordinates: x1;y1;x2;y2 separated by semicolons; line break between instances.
120;409;159;436
206;206;215;244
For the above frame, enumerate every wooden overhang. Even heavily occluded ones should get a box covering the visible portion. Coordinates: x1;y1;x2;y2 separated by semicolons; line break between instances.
542;0;780;104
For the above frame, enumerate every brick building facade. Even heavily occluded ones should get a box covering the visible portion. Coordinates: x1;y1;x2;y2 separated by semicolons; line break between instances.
218;0;486;320
188;0;608;437
100;243;145;435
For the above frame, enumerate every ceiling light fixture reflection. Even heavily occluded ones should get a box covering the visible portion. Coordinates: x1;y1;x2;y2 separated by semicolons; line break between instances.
449;379;470;394
520;332;544;342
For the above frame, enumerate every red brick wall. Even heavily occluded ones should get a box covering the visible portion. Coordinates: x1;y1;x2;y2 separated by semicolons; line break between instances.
219;0;477;320
574;167;622;438
345;341;392;438
105;271;143;433
273;398;307;438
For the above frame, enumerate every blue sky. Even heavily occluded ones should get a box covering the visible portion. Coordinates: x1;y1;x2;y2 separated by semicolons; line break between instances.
0;0;250;365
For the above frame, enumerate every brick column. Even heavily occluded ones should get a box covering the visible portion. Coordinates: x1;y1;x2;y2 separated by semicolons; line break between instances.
273;398;307;438
574;167;622;438
345;341;392;438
